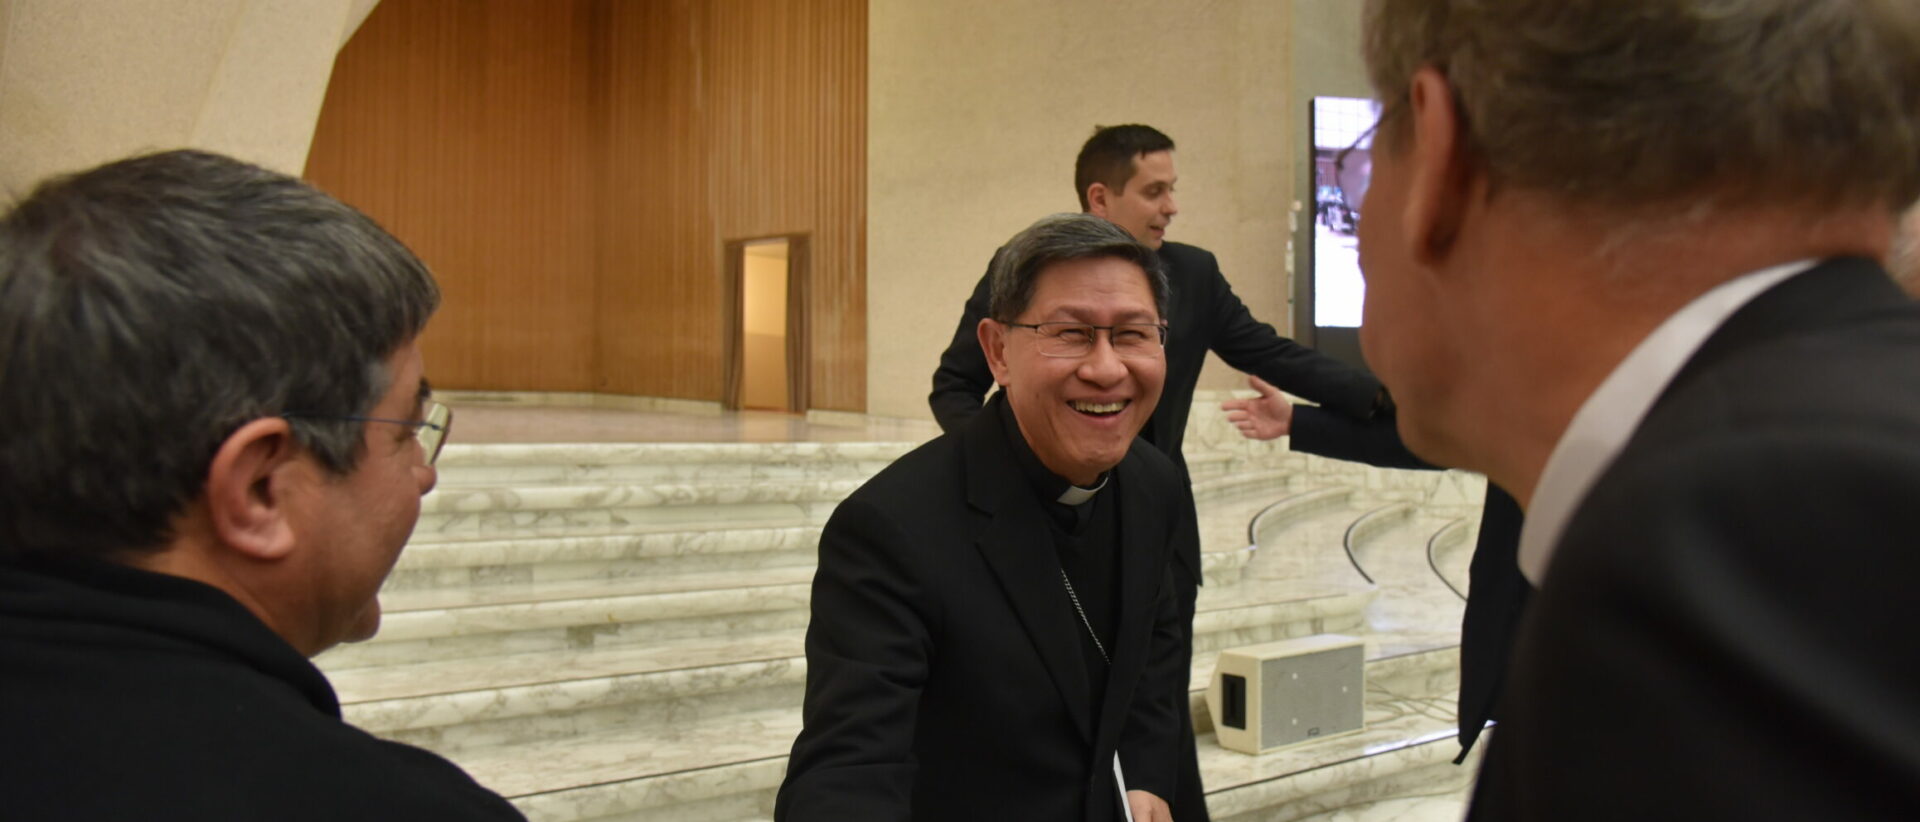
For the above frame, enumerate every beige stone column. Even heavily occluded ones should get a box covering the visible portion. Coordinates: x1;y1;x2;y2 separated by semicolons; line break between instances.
0;0;379;202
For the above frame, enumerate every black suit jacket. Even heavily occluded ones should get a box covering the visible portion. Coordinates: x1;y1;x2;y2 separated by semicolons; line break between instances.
0;555;525;821
777;395;1193;822
1469;258;1920;819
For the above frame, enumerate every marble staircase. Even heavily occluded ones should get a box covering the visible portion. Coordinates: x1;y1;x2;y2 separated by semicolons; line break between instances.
316;408;1487;822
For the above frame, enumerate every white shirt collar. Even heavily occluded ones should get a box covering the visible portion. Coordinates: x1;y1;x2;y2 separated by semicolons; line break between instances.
1517;258;1818;586
1056;474;1109;505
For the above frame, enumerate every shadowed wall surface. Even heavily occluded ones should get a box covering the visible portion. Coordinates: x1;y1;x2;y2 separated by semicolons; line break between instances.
0;0;379;200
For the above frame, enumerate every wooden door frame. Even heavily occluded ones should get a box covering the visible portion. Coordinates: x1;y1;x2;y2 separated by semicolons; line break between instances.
721;233;811;412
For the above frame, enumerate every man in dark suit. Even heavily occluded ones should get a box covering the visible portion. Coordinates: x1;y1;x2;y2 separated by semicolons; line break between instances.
1356;0;1920;817
930;124;1529;812
780;213;1191;821
0;150;521;820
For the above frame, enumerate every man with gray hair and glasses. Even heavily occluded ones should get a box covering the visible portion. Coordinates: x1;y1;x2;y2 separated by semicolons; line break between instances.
780;213;1189;822
0;150;524;820
1355;0;1920;818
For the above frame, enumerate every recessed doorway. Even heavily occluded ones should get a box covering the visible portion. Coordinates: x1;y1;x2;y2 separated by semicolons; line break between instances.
723;235;810;412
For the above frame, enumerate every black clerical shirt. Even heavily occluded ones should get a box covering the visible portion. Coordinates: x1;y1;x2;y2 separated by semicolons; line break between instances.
996;397;1123;714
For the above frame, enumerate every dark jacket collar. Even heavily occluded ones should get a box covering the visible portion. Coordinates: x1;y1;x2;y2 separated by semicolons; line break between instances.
1660;257;1909;408
0;552;341;716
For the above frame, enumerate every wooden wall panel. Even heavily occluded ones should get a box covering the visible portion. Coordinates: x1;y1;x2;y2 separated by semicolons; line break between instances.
306;0;601;392
598;0;866;410
306;0;866;409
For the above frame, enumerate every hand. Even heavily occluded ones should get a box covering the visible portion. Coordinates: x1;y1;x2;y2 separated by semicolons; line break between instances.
1220;375;1291;440
1127;789;1173;822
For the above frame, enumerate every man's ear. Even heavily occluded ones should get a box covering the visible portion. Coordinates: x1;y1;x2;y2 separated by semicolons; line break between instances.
1085;182;1112;218
1402;66;1477;265
978;317;1012;387
203;417;304;561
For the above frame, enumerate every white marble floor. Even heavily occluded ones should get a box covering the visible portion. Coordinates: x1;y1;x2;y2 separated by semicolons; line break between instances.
442;398;942;444
1299;795;1468;822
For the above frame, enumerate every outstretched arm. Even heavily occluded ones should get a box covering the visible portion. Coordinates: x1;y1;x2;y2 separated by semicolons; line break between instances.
1220;375;1294;440
1220;374;1434;469
1197;256;1380;418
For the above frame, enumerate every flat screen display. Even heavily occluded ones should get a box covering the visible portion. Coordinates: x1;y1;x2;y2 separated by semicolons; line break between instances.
1310;96;1379;328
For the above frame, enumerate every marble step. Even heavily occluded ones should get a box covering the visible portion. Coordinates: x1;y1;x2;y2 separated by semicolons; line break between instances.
385;525;826;591
328;569;1376;744
432;441;915;488
1193;468;1303;506
1185;450;1237;482
1201;702;1469;822
317;566;816;669
1426;517;1473;601
427;420;1253;489
1193;580;1372;655
1292;792;1473;822
413;478;864;539
336;631;809;755
446;646;1462;822
1249;488;1359;551
411;467;1281;544
1342;506;1468;659
394;519;1251;595
414;450;1297;545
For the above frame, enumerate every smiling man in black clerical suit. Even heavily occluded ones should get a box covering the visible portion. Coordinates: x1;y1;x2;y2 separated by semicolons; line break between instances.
777;213;1191;822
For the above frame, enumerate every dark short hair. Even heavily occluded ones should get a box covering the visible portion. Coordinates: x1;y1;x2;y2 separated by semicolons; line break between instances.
1074;125;1175;211
988;213;1168;323
0;150;439;560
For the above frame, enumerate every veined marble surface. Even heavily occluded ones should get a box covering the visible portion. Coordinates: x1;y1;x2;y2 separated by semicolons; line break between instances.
441;397;940;445
439;440;917;465
335;631;804;705
371;580;814;643
413;499;839;540
392;524;824;573
378;565;816;612
1298;794;1469;822
421;478;867;515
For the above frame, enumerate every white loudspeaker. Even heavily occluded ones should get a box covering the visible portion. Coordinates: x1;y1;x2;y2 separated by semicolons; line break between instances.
1205;634;1365;754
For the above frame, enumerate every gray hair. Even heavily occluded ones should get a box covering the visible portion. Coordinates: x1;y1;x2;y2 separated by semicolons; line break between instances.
0;150;439;560
1894;203;1920;293
987;213;1168;323
1362;0;1920;211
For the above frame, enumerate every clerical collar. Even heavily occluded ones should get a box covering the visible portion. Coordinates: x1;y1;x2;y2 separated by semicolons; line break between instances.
1055;477;1108;505
993;393;1111;507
